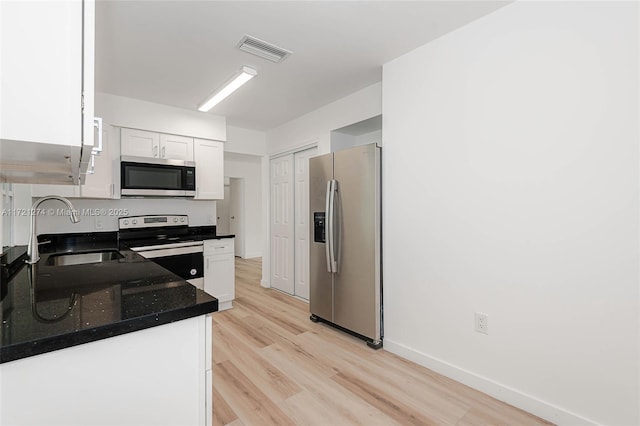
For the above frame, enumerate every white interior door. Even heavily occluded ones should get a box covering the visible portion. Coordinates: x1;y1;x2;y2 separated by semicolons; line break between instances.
229;178;244;257
270;155;295;294
293;147;317;300
216;184;231;235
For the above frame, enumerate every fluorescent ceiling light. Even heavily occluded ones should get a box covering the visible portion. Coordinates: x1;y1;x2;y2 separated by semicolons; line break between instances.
198;66;257;112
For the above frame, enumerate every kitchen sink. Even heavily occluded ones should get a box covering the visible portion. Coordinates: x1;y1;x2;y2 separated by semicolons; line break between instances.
46;250;124;266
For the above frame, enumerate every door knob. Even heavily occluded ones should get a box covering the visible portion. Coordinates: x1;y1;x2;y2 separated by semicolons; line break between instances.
231;216;235;219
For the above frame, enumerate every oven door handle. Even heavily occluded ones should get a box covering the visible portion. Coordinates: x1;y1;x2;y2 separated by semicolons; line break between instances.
136;245;203;259
130;241;204;252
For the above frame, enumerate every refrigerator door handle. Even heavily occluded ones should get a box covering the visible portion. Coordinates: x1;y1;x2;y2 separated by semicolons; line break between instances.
329;179;339;273
325;180;333;273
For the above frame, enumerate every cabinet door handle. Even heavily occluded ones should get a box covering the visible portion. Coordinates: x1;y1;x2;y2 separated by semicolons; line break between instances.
153;145;158;157
92;117;103;155
162;146;166;158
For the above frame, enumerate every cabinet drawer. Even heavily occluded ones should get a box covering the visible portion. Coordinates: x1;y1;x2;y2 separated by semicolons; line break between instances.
204;239;234;255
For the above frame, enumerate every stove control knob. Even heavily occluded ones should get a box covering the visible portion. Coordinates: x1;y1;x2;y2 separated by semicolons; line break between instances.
123;220;129;225
132;219;137;225
180;217;186;223
173;218;178;223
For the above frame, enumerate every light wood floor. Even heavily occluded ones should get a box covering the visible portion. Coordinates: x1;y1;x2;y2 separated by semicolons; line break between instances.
212;258;553;426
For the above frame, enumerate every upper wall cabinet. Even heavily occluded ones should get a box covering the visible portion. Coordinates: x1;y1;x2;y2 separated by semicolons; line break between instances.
121;129;194;161
0;0;95;185
160;134;194;161
194;139;224;200
32;121;115;199
120;129;160;159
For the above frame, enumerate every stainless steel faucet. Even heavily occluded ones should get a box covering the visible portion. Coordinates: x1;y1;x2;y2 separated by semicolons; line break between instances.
26;196;80;264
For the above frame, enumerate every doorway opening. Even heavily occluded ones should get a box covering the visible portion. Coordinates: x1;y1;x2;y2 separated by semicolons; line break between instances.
217;177;244;258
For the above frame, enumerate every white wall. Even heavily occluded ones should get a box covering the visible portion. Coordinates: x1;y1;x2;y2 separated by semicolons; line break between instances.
226;126;267;156
10;184;30;245
331;129;382;152
266;82;382;155
96;92;226;141
224;152;262;258
262;82;382;286
383;2;639;425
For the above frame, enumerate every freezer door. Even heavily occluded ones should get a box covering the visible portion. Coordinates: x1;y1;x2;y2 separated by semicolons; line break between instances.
333;143;381;341
309;152;334;321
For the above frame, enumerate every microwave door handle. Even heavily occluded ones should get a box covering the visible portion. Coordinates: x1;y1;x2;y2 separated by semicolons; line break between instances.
325;180;332;273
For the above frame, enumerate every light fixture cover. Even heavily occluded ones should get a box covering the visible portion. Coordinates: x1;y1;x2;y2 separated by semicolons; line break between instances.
198;66;257;112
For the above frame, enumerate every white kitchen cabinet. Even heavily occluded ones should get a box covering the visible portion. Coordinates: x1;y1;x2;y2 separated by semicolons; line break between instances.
32;121;115;199
80;121;115;199
194;139;224;200
120;128;160;158
204;238;235;310
160;134;194;161
0;316;212;426
0;0;95;185
121;129;194;161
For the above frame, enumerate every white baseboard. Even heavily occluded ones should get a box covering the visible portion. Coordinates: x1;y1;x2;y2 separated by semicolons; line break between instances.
383;339;597;426
260;279;269;288
242;252;262;259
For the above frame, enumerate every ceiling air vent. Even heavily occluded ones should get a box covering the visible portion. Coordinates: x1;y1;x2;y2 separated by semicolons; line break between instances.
237;35;292;63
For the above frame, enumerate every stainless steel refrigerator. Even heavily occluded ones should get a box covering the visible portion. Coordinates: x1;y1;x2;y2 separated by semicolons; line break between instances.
309;143;382;349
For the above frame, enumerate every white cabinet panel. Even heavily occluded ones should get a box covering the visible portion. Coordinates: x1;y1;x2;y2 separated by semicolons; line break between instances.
121;130;195;162
0;316;209;426
194;139;224;200
0;0;95;184
160;134;194;161
120;128;160;158
1;1;80;147
204;238;235;310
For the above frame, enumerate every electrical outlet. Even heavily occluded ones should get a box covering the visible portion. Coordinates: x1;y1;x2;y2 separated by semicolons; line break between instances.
95;218;104;230
475;312;488;334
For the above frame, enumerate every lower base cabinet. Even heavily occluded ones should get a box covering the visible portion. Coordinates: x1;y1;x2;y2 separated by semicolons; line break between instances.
0;315;213;426
204;238;235;310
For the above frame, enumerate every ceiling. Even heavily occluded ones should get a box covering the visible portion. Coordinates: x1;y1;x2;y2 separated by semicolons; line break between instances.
95;1;509;131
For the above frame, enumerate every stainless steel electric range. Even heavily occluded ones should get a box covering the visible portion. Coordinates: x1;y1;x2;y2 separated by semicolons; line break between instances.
118;215;204;290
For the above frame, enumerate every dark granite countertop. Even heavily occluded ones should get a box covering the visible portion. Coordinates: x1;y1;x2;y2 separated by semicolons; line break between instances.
210;234;235;239
0;232;219;363
117;225;234;248
183;225;234;241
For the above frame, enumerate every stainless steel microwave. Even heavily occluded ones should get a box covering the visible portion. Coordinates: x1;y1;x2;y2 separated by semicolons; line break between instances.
121;156;196;197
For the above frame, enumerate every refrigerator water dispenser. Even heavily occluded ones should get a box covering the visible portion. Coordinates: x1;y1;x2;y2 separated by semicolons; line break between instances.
313;212;325;243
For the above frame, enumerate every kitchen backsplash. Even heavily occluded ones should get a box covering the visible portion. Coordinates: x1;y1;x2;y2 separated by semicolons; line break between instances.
14;195;216;238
